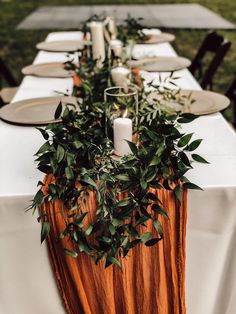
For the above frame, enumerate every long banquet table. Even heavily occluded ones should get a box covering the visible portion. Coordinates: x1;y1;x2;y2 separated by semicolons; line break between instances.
0;31;236;314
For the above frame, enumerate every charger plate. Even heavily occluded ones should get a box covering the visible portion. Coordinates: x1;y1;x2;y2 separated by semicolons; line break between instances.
36;40;85;52
140;33;175;44
147;90;230;115
128;56;191;72
22;62;75;78
0;96;78;125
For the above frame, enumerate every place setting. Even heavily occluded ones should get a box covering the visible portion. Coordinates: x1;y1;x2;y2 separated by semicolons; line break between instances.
22;62;76;78
36;39;87;52
127;56;191;72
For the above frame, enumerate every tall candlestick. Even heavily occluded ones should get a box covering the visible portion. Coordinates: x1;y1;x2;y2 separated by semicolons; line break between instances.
90;21;105;68
108;18;117;39
113;117;132;156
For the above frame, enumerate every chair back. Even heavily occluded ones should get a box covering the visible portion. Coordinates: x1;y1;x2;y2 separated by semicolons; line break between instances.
225;78;236;128
0;57;17;87
189;32;231;90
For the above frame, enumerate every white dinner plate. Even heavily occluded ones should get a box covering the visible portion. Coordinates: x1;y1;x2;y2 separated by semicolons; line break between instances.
147;89;230;115
22;62;75;78
139;33;175;44
36;40;85;52
128;56;191;72
0;96;78;125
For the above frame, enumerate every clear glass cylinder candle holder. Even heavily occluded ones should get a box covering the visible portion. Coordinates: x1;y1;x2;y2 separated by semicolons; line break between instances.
104;86;138;124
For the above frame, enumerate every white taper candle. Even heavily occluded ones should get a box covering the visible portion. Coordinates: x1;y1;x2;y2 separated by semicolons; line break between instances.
90;21;105;68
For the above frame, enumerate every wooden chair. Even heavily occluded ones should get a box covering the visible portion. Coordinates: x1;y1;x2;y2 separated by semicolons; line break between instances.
0;57;18;106
225;77;236;129
189;32;231;90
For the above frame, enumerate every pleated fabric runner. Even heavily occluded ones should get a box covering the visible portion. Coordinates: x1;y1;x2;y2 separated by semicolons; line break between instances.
41;174;187;314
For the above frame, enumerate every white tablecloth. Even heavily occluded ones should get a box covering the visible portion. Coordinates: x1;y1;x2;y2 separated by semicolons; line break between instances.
0;31;236;314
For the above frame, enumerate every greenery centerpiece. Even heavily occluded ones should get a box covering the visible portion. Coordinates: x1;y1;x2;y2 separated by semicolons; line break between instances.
29;19;208;269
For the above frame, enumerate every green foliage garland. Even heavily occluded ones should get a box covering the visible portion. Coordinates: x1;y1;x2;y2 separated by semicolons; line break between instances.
30;33;208;268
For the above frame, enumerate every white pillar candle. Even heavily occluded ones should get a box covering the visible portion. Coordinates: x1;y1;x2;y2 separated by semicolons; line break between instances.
113;117;132;156
110;39;123;57
90;21;105;68
111;66;130;90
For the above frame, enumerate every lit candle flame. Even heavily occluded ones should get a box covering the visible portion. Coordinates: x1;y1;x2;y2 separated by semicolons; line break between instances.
123;108;128;118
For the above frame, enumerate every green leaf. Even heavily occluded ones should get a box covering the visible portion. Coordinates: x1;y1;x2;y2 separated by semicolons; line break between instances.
73;140;83;149
64;248;78;258
179;151;192;168
112;218;123;227
135;215;149;226
109;224;116;235
116;198;132;208
153;220;163;236
78;241;90;253
34;190;44;206
56;145;65;163
41;221;50;243
174;185;182;202
149;156;161;166
62;106;70;119
105;256;121;269
85;225;93;236
121;237;129;247
36;142;51;155
145;238;162;247
178;133;193;147
177;113;198;123
146;170;157;183
80;175;97;189
54;101;63;119
192;154;209;164
163;179;172;191
65;166;74;180
115;174;130;181
66;152;75;166
73;230;79;242
74;212;87;226
183;182;203;191
187;139;202;151
140;232;152;242
99;236;111;244
140;178;147;190
126;141;138;155
36;127;49;140
151;204;169;219
146;192;159;202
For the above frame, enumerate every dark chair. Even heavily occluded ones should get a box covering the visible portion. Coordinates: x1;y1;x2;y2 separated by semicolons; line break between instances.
225;77;236;129
189;32;231;90
0;57;18;106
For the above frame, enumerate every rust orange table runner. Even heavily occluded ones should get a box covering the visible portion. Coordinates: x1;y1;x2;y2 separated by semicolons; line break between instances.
41;174;187;314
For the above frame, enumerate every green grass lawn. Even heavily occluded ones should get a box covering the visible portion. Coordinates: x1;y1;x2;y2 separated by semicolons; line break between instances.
0;0;235;121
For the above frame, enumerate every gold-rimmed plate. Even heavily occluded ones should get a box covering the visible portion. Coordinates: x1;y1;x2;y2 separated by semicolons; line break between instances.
36;40;85;52
0;96;78;125
128;56;191;72
147;90;230;115
140;33;175;44
22;62;75;78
